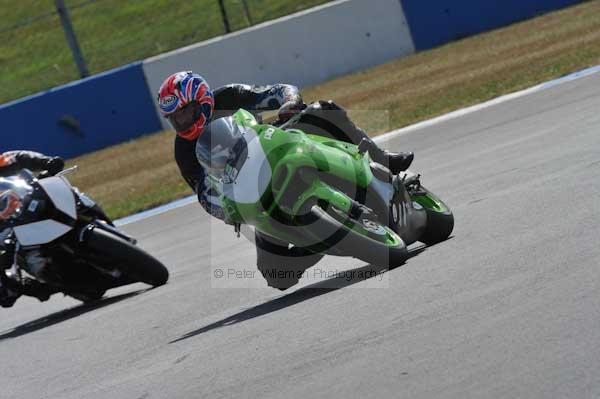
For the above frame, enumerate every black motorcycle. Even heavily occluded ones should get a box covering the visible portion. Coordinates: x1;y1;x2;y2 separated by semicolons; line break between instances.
0;168;168;303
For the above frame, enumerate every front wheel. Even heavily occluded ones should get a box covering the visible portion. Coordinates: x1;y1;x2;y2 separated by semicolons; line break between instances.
84;228;169;287
412;187;454;245
300;204;408;268
67;289;106;303
421;209;454;245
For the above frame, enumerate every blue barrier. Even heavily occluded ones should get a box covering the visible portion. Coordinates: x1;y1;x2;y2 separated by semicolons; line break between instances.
401;0;583;50
0;62;162;159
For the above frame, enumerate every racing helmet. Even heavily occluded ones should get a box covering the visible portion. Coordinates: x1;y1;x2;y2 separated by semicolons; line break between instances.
157;71;215;141
0;187;23;222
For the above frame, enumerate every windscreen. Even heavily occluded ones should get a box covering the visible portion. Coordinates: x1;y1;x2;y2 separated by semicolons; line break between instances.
195;117;248;180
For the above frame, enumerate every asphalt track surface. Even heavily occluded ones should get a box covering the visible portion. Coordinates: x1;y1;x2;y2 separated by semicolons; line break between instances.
2;72;600;399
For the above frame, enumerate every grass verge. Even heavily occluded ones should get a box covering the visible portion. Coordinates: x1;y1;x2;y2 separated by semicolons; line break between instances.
66;0;600;220
0;0;330;104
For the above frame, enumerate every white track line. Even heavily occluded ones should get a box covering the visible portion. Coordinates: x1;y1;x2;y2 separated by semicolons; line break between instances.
115;196;197;226
115;64;600;226
375;64;600;143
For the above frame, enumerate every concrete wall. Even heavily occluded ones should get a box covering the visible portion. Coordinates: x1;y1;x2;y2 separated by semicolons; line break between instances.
142;0;416;129
0;62;161;159
401;0;584;50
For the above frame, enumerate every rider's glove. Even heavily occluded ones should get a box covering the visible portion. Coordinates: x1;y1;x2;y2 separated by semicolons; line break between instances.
45;157;65;176
198;189;226;222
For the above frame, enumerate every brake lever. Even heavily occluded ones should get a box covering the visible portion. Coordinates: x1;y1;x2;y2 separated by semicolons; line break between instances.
56;165;78;177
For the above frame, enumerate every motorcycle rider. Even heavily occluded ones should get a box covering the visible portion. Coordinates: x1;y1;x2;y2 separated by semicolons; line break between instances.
157;71;414;289
0;151;65;307
0;151;64;178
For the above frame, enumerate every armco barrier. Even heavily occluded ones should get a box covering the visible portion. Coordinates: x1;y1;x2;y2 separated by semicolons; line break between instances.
401;0;584;50
0;62;161;159
143;0;416;129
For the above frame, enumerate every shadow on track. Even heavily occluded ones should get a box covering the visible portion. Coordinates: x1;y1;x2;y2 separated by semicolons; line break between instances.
0;288;150;341
171;246;426;344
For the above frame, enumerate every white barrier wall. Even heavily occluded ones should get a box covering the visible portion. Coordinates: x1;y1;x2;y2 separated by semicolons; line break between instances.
143;0;415;128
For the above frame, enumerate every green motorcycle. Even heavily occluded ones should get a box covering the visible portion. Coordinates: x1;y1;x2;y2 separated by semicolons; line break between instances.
196;109;454;269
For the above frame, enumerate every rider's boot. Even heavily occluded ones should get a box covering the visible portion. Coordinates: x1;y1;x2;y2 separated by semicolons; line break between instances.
364;141;414;174
255;231;324;290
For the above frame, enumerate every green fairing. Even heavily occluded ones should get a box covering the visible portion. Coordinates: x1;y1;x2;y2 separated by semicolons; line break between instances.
232;108;259;128
222;110;374;235
214;109;453;270
412;190;449;213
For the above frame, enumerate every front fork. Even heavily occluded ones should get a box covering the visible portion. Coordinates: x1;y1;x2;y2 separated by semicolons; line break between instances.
391;174;428;246
78;222;137;245
75;191;135;244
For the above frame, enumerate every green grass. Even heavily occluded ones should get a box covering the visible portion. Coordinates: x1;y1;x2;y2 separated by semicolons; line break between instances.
36;1;600;219
0;0;331;104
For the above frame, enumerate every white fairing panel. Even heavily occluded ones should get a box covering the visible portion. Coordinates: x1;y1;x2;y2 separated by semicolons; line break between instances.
222;128;272;204
38;177;77;219
14;220;73;246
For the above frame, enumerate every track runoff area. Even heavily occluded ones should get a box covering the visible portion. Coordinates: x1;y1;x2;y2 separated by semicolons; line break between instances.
2;66;600;398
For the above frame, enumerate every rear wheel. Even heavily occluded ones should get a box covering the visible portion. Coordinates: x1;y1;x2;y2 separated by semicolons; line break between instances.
300;204;407;268
84;228;169;287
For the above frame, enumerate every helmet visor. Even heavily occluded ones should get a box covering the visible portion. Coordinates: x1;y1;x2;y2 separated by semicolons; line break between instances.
0;176;34;222
168;102;200;133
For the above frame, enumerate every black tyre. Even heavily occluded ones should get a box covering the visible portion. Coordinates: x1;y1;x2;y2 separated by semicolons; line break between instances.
67;289;106;303
301;205;408;268
411;186;454;245
84;228;169;287
420;208;454;245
